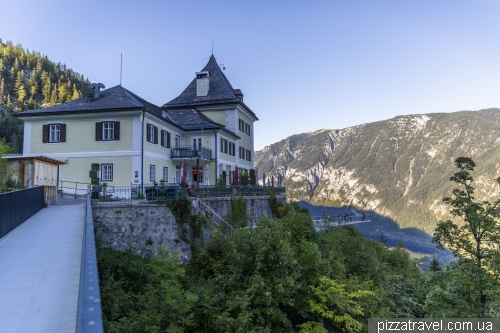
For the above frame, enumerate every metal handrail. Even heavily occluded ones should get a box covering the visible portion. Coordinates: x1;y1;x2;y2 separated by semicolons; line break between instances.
171;145;213;159
76;195;104;333
195;198;233;236
59;180;92;198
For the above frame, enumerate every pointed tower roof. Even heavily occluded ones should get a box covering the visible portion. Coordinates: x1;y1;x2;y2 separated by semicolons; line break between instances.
163;55;257;119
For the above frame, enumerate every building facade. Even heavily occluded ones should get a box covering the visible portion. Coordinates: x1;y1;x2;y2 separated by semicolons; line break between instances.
15;56;258;188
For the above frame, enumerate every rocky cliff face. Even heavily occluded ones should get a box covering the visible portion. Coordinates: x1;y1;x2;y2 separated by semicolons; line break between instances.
256;109;500;233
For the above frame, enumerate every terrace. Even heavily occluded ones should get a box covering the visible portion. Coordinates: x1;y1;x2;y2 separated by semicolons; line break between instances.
87;183;285;205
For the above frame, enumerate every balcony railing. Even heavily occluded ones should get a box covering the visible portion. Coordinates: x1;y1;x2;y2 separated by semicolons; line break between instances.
88;184;285;205
171;145;213;160
194;185;285;198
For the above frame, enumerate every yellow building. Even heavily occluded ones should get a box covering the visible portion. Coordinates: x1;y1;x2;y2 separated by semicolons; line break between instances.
14;55;258;189
164;55;258;184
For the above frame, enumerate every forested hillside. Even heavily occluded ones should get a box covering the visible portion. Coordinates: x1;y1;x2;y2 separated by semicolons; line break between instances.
98;194;500;332
255;109;500;233
0;39;91;153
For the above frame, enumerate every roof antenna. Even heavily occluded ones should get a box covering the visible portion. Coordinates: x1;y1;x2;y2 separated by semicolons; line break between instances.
212;40;214;55
120;53;123;86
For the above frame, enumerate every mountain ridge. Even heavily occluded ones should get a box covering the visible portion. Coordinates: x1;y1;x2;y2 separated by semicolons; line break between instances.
256;108;500;233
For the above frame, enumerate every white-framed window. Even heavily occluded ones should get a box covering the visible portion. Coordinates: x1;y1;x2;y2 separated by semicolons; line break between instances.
44;123;66;143
239;146;245;159
147;124;158;144
150;164;156;182
238;119;245;132
229;142;235;156
220;138;228;154
161;130;170;148
101;164;113;182
193;138;202;150
102;122;114;141
163;167;168;182
246;149;251;161
49;124;60;143
245;123;251;135
175;135;180;148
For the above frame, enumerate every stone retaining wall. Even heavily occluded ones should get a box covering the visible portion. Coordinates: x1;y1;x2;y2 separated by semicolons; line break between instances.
93;204;191;261
195;195;286;223
92;195;286;260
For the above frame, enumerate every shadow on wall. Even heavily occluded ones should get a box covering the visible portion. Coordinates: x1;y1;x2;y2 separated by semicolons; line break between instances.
297;201;451;258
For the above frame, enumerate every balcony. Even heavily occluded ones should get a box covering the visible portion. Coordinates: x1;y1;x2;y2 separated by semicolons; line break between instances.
171;145;213;160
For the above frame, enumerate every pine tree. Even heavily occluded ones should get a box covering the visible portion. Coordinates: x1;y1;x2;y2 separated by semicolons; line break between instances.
41;71;51;105
0;39;91;147
16;86;26;110
50;83;58;105
13;57;20;71
433;157;500;316
28;70;39;98
71;83;80;100
378;232;388;246
0;78;5;105
14;70;24;91
57;82;68;103
8;67;16;92
429;256;441;272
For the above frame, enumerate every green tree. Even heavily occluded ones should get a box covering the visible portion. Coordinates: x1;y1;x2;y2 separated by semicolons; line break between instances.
429;256;441;272
424;260;500;317
227;194;248;228
98;247;198;333
71;83;80;100
433;157;500;316
378;232;388;247
0;139;13;192
239;169;249;185
40;71;51;104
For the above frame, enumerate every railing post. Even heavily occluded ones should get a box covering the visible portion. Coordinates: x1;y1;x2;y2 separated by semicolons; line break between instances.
60;181;64;197
74;182;78;199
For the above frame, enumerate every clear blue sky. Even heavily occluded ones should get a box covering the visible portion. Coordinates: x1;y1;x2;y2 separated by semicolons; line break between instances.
2;1;500;150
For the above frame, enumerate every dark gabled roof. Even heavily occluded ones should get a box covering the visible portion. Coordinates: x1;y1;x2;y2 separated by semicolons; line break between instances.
121;87;179;128
219;127;241;140
14;85;182;129
166;108;221;131
16;85;143;115
166;108;240;138
163;55;258;120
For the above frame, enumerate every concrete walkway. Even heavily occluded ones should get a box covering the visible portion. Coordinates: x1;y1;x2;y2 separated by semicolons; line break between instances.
0;203;85;333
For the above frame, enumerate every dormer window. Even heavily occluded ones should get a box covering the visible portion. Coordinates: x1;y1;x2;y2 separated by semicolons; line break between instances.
196;71;210;97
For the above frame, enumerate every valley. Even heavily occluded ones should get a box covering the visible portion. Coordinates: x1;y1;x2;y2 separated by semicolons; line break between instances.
256;109;500;235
